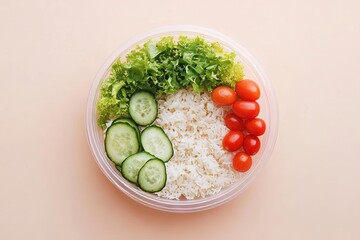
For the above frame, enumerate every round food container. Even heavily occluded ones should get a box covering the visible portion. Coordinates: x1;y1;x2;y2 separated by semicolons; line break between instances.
86;25;278;213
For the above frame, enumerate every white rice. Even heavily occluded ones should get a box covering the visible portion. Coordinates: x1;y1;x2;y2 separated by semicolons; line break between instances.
154;89;241;200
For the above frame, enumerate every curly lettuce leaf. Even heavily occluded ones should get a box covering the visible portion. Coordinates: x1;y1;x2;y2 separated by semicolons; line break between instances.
97;35;244;128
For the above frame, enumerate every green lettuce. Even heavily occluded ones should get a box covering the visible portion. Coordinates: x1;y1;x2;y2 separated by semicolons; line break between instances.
97;36;244;128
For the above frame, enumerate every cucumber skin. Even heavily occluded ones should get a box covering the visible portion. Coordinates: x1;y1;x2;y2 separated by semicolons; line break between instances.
112;117;137;127
104;122;140;165
140;126;174;162
137;159;167;193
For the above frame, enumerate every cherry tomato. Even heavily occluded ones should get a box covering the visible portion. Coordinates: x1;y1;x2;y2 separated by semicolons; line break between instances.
245;118;266;136
243;135;261;155
235;79;260;101
232;101;260;119
224;113;245;131
232;152;252;172
222;131;244;152
211;86;237;106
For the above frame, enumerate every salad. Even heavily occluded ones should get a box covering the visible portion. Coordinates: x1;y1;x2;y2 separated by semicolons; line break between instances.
97;36;243;129
97;36;266;199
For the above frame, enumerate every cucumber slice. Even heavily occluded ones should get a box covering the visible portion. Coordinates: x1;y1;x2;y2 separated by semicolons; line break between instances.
112;118;141;146
140;126;173;162
105;122;140;165
137;159;167;193
121;152;155;184
129;91;158;126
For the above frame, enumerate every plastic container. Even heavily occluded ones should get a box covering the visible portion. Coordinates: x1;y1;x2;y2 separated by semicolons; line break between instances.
86;25;278;213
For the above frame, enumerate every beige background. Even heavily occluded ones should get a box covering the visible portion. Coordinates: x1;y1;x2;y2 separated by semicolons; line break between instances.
1;0;360;239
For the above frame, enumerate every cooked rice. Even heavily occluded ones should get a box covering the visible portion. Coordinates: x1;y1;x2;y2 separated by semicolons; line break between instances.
154;89;241;199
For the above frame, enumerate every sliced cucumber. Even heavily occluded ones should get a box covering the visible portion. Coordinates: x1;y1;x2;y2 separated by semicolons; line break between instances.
105;122;140;165
129;91;158;126
112;118;141;145
141;126;173;162
121;152;155;184
137;159;167;193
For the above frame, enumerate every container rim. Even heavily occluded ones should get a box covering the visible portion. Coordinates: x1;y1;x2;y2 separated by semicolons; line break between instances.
85;25;279;213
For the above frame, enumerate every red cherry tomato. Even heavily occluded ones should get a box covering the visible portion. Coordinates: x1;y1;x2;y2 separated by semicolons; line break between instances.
232;101;260;119
245;118;266;136
243;135;261;155
222;131;244;152
232;152;252;172
211;86;237;106
235;79;260;101
224;113;244;131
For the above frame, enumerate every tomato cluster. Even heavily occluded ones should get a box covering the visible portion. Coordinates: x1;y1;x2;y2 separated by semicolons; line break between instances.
211;80;266;172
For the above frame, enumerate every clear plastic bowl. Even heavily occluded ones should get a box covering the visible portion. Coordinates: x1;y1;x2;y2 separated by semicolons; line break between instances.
86;25;278;213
